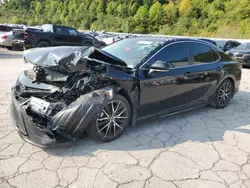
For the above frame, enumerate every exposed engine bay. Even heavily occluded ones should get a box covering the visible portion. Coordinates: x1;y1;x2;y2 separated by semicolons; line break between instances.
11;46;138;147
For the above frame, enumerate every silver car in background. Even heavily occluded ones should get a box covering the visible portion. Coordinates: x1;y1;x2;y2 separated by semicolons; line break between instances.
0;31;14;49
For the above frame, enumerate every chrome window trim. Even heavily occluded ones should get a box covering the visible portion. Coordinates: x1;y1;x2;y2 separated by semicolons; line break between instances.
139;40;221;70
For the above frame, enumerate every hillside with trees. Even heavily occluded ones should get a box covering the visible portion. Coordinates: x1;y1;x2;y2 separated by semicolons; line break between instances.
1;0;250;38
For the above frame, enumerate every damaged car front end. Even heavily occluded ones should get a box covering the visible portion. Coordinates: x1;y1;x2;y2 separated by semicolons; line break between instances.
11;46;138;147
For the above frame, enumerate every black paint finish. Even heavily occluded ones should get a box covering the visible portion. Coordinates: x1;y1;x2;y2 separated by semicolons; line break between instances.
11;38;242;147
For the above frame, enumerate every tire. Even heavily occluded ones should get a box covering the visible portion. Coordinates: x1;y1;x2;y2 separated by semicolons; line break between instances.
37;41;50;47
214;79;234;109
6;46;12;50
87;94;131;142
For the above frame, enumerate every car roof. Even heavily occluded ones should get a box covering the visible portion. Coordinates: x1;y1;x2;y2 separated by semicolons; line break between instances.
129;36;215;45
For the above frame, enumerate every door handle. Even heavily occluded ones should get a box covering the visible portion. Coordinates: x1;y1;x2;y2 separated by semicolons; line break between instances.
184;72;192;77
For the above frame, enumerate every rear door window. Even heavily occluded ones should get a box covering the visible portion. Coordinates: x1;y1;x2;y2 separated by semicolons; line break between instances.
191;43;220;64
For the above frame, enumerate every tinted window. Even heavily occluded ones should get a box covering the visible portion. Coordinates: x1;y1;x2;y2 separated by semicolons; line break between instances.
69;28;78;36
148;42;190;68
191;43;219;64
55;27;69;35
0;25;13;32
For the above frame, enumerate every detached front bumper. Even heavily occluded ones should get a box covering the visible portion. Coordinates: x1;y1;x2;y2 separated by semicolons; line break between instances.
10;89;70;148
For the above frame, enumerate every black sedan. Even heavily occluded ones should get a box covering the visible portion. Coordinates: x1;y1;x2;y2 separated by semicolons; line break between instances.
227;43;250;67
222;40;241;52
11;38;241;147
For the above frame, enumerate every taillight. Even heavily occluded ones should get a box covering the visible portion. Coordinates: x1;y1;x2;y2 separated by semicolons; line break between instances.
1;35;7;39
24;32;29;39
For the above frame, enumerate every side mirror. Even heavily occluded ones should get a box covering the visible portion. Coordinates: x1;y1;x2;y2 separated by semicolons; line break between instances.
149;61;170;75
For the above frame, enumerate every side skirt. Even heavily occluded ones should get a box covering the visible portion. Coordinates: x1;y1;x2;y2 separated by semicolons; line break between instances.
137;101;207;123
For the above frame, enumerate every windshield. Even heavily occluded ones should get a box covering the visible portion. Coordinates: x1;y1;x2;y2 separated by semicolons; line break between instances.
236;43;250;50
102;38;166;67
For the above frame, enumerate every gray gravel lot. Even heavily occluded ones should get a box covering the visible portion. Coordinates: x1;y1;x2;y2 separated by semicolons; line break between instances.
1;48;250;188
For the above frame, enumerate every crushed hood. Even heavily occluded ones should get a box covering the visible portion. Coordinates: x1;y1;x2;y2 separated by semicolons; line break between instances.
23;46;127;73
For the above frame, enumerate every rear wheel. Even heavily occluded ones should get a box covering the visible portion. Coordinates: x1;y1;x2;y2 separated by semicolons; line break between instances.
214;79;234;109
88;94;131;142
37;41;50;47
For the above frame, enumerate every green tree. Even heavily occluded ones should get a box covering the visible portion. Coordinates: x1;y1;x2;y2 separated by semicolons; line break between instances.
2;0;250;38
149;2;164;32
11;16;21;24
96;1;105;13
179;0;190;15
133;5;149;33
89;2;98;14
164;1;178;26
35;2;42;14
116;3;127;18
128;2;140;16
106;1;117;15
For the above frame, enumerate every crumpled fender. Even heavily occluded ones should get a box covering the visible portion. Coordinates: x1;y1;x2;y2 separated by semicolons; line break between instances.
47;86;119;138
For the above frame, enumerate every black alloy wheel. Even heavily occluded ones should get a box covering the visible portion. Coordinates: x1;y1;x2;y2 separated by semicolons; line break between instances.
88;94;131;142
215;79;233;109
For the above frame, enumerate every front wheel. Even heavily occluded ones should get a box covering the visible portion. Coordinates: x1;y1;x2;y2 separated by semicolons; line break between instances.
88;94;131;142
214;79;234;109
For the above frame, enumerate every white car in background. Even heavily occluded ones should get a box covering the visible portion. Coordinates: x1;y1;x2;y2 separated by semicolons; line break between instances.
95;33;124;45
0;31;14;50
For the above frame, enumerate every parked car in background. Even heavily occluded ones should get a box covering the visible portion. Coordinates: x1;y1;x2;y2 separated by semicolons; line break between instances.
95;33;122;45
222;40;241;52
0;31;14;49
12;24;106;49
227;43;250;67
89;30;99;37
0;25;13;32
11;38;241;147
